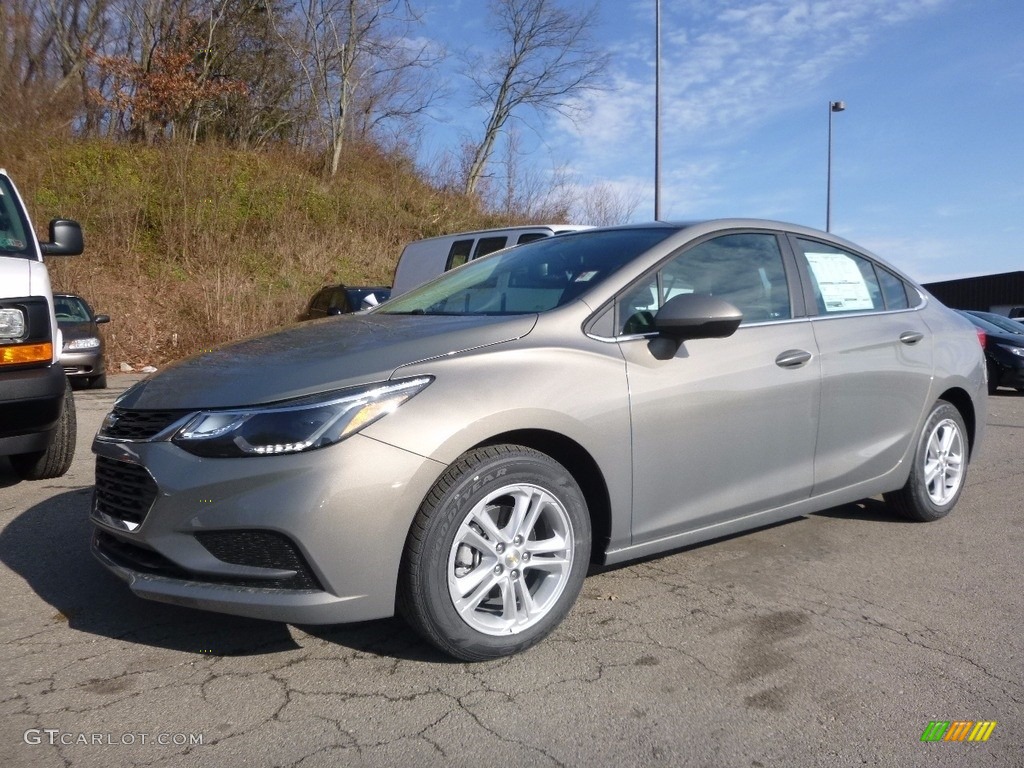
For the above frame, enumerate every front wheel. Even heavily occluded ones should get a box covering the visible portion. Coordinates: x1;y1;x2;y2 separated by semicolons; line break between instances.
399;445;591;661
10;378;77;480
884;400;968;522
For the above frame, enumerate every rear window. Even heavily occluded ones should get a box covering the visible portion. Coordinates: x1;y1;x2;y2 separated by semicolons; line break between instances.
473;236;509;259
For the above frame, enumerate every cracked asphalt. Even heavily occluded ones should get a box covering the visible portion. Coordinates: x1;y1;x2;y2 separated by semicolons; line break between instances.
2;375;1022;768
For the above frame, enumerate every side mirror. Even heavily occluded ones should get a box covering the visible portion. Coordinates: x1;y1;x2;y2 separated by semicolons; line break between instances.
94;314;111;324
649;294;742;359
40;219;84;256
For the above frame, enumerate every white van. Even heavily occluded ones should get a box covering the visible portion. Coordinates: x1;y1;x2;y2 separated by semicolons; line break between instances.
391;224;591;296
1;168;83;479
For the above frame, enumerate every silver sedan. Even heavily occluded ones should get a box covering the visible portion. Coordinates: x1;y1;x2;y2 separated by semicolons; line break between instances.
91;221;986;660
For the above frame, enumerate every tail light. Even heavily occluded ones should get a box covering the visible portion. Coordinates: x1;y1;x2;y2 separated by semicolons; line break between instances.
976;329;986;348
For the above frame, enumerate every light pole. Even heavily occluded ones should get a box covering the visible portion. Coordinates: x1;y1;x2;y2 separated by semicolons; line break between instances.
826;100;845;232
654;0;662;220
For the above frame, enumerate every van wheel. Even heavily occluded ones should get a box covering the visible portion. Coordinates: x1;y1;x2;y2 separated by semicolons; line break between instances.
11;378;77;480
884;400;967;522
399;445;590;661
89;374;107;389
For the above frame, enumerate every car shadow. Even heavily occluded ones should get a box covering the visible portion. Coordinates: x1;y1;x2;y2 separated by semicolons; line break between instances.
0;488;450;662
812;497;912;523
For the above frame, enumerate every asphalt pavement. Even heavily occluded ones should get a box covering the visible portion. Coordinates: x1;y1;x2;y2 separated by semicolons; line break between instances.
1;375;1022;768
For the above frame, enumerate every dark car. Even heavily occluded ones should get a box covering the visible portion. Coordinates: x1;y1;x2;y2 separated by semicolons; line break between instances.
55;293;109;389
298;284;391;321
957;310;1024;394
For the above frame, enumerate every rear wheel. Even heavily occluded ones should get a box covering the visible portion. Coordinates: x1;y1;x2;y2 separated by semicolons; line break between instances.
399;445;590;661
884;400;967;522
89;373;107;389
10;378;77;480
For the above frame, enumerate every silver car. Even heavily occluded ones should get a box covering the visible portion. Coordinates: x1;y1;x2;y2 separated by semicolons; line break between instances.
91;221;986;660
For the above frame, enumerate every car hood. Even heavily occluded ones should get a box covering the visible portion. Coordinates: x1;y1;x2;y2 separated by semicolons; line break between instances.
58;320;99;340
984;329;1024;347
118;312;537;409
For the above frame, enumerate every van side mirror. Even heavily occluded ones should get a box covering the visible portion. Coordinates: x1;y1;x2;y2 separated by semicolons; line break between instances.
40;219;84;256
649;294;743;359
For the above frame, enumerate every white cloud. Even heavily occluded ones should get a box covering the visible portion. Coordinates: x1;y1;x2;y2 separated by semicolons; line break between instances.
547;0;951;214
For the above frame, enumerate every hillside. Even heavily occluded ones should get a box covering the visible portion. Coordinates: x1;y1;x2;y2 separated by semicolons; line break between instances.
5;136;520;367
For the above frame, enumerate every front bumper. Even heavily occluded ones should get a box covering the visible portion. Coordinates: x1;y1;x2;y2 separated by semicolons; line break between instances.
0;362;66;455
90;432;445;624
61;348;104;379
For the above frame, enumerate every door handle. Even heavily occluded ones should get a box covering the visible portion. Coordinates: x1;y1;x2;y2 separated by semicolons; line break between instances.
899;331;924;345
775;349;812;368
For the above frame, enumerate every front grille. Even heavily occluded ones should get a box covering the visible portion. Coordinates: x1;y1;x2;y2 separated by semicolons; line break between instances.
100;408;190;441
195;531;323;590
93;530;324;591
93;456;159;530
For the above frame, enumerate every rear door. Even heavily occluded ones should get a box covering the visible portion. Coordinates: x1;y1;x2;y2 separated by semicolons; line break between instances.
789;235;933;494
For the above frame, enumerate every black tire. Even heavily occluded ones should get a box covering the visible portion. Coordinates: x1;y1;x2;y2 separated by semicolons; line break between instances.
90;373;107;389
398;444;591;661
884;400;967;522
10;378;77;480
987;364;999;395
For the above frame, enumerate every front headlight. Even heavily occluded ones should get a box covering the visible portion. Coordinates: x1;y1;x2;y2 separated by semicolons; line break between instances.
0;308;26;340
64;337;100;350
171;376;432;458
997;344;1024;358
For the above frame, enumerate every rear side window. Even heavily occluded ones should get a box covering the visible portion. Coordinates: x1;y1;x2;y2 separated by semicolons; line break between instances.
796;239;884;314
473;236;508;259
877;267;910;310
517;232;548;245
445;239;474;271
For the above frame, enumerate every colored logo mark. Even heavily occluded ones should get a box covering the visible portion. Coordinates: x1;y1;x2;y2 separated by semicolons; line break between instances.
921;721;997;742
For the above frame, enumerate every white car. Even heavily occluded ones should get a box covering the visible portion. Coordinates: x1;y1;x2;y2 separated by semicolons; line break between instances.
0;169;83;479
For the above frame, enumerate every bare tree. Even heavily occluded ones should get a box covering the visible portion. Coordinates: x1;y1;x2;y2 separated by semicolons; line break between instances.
575;181;641;226
270;0;441;176
462;0;607;197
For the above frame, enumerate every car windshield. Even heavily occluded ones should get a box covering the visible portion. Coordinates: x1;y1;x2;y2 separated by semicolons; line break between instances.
379;228;678;316
54;296;92;323
0;176;34;258
968;311;1024;335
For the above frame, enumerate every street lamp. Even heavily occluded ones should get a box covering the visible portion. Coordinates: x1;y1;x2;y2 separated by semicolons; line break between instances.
654;0;662;220
826;100;845;232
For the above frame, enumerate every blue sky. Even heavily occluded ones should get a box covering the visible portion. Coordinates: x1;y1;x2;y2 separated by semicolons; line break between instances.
419;0;1023;282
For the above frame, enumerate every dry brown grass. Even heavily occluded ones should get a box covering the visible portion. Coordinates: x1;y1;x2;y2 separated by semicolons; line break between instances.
4;131;516;367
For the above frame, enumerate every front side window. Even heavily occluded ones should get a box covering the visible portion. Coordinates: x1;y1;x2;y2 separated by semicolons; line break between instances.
0;177;33;257
379;228;677;316
615;233;792;335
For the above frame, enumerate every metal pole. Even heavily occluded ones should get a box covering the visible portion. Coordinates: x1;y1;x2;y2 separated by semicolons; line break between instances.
826;100;845;232
655;0;661;221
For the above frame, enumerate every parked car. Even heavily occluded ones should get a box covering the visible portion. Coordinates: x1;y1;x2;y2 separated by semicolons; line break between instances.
91;220;986;661
391;224;592;296
298;283;392;320
957;310;1024;394
0;168;83;480
55;293;109;389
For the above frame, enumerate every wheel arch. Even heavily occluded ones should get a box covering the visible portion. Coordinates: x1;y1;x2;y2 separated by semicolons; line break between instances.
473;429;612;564
936;386;976;458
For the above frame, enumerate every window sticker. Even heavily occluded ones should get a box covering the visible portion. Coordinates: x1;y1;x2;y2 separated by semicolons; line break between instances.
805;252;874;312
573;270;598;282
